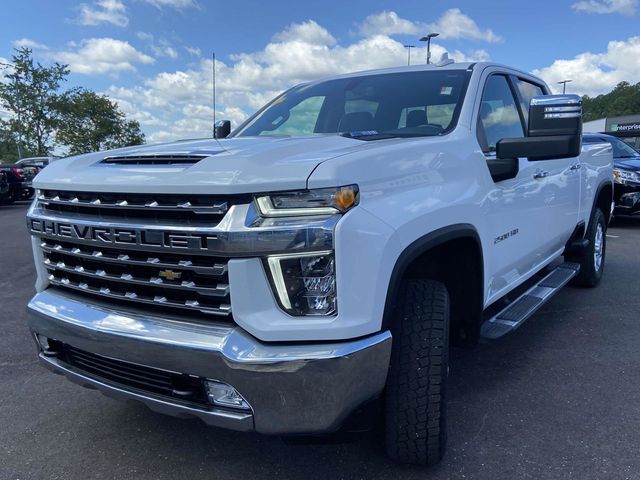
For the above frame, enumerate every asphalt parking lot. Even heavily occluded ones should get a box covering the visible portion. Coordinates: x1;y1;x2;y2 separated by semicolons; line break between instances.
2;201;640;480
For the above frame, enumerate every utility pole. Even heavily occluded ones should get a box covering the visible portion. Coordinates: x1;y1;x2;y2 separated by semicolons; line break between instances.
558;79;572;94
212;52;216;138
420;33;439;64
403;45;415;66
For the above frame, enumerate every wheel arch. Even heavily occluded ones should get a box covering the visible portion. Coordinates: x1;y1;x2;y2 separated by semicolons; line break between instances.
381;223;485;346
592;180;613;226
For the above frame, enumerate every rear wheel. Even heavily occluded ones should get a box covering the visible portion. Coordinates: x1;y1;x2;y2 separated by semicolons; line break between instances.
384;279;449;465
570;208;606;287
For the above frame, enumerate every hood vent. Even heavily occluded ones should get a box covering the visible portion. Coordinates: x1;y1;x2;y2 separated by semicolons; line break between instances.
100;154;210;166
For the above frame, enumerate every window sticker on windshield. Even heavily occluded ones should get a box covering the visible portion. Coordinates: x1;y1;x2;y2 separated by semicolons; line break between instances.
271;96;286;106
440;86;453;95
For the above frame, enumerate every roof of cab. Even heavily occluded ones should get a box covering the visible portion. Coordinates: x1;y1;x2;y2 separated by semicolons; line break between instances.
303;61;541;87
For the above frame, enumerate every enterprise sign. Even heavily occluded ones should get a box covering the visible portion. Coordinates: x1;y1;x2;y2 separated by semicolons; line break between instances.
609;122;640;135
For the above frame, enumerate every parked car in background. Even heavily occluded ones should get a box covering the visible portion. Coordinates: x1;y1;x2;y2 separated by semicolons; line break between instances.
0;170;10;205
0;162;38;203
583;133;640;215
15;156;52;169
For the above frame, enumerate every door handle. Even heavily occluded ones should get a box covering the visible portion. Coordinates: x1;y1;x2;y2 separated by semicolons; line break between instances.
533;169;549;179
569;163;582;171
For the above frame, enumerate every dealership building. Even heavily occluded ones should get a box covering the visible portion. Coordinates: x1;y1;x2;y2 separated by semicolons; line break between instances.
583;113;640;150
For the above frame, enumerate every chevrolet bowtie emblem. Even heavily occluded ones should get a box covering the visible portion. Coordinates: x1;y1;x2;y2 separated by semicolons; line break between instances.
159;269;182;281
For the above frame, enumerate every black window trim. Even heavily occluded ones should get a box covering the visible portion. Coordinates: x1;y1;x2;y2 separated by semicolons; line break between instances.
509;75;548;131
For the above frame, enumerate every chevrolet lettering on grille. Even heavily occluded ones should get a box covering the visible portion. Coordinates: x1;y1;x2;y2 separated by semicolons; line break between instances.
28;218;219;251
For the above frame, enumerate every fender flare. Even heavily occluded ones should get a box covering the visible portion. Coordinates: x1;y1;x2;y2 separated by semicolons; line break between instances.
591;179;614;225
381;223;484;331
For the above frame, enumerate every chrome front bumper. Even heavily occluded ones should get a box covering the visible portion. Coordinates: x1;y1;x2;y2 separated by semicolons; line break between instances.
27;290;392;435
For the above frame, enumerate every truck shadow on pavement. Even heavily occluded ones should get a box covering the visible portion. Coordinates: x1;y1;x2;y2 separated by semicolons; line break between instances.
87;328;567;480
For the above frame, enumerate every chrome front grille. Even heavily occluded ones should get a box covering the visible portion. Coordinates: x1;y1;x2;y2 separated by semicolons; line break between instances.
30;191;239;319
41;239;231;317
37;189;239;225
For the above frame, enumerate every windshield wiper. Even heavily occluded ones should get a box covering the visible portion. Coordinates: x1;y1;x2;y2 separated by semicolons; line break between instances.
340;131;432;141
617;155;640;158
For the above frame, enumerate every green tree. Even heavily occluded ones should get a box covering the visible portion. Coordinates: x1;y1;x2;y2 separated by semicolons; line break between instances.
582;82;640;122
0;47;71;156
0;122;34;163
56;89;145;155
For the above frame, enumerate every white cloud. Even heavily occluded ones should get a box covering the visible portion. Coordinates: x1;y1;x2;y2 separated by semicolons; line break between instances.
143;0;197;9
104;18;490;142
572;0;637;15
151;45;178;59
111;97;165;126
12;38;49;50
185;46;202;57
358;9;502;43
273;20;336;46
136;33;179;60
56;38;155;75
136;32;154;42
533;36;640;96
358;11;419;37
77;0;128;27
429;8;502;43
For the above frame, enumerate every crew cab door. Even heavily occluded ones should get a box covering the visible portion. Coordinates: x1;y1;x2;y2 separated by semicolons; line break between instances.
476;73;580;303
511;76;582;255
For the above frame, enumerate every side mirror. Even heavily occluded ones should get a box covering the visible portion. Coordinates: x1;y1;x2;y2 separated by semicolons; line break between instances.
497;94;582;161
214;120;231;139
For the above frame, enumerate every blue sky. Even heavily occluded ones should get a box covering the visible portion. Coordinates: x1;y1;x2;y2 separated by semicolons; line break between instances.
1;0;639;143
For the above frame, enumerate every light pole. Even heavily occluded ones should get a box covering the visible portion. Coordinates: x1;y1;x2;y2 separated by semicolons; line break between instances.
420;33;439;64
403;45;415;66
558;79;572;94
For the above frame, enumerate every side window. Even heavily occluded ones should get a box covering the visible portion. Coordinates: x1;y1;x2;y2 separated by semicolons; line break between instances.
259;96;325;136
515;79;544;126
477;75;524;152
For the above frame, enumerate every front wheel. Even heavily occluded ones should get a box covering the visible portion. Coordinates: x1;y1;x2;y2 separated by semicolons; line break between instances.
384;279;449;465
570;208;607;287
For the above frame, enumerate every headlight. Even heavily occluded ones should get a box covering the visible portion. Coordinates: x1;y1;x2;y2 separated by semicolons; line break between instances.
266;251;336;316
613;169;640;184
255;185;358;217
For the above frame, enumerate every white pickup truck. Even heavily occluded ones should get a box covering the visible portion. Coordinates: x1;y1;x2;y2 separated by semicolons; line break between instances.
26;61;613;465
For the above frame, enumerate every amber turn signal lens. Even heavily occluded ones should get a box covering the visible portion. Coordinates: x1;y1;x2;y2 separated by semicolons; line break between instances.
334;187;357;211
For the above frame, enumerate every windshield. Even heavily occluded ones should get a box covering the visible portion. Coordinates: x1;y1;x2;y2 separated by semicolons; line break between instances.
234;70;470;139
609;137;640;158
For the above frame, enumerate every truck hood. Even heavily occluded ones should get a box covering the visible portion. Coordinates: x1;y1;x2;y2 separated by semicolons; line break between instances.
614;157;640;171
33;135;369;194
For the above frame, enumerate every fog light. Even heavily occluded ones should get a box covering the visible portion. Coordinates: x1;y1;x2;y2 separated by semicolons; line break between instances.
35;334;60;357
36;334;49;350
266;251;337;316
205;380;251;410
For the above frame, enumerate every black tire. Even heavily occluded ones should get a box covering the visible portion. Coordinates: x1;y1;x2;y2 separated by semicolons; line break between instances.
570;208;607;287
384;279;449;465
20;188;35;200
0;192;16;206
